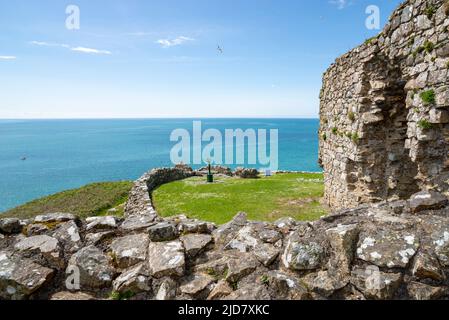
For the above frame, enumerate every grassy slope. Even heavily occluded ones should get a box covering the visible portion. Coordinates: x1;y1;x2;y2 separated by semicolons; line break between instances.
2;181;133;220
153;173;328;224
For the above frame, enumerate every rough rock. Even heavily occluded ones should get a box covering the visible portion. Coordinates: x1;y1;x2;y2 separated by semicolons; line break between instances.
148;222;178;242
109;234;149;269
120;214;155;232
112;263;151;294
224;283;270;300
234;167;259;179
213;212;247;246
351;266;402;300
14;235;64;268
406;281;447;300
282;235;326;271
85;231;115;246
326;224;359;275
181;234;213;258
25;224;50;237
50;291;95;300
274;217;297;230
409;191;448;213
266;271;310;300
177;218;215;234
52;220;83;253
303;271;348;297
253;243;279;266
411;251;445;281
155;278;178;300
226;255;258;283
356;228;419;268
85;216;117;232
67;245;115;289
180;274;214;297
0;251;54;300
148;240;185;278
34;213;77;224
207;280;233;300
0;218;22;234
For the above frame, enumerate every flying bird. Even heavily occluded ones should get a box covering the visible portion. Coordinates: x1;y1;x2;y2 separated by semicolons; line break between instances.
217;45;223;54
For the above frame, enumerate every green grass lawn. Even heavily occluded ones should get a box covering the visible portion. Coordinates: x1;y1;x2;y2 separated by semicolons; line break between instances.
1;181;133;220
153;173;328;224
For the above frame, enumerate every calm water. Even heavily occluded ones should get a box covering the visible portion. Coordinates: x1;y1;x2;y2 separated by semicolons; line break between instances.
0;119;320;212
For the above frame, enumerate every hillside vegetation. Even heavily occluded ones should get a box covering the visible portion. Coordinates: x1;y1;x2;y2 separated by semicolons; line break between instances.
1;181;133;219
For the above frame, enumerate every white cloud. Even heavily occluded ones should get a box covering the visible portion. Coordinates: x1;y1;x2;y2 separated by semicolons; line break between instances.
0;56;16;60
156;36;194;48
71;47;112;55
330;0;349;9
31;40;112;55
30;41;70;48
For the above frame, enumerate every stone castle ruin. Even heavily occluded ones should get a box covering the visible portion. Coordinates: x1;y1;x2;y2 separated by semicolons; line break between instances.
1;0;449;301
319;0;449;209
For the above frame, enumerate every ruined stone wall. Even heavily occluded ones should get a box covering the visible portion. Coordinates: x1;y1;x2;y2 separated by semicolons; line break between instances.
124;168;196;217
1;188;448;300
319;0;449;210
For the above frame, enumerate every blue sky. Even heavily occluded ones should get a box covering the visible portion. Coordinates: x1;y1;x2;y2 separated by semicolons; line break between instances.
0;0;402;118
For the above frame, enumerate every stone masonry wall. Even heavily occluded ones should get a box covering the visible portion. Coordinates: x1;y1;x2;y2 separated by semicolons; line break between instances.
319;0;449;210
124;168;196;217
1;181;448;300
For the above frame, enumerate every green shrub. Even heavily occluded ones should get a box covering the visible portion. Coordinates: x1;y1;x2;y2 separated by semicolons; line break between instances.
332;127;338;135
364;36;377;45
260;275;270;285
425;5;436;19
420;90;436;105
423;40;434;53
412;46;425;58
446;60;449;69
110;291;135;300
348;111;355;122
417;119;433;130
322;133;327;141
351;133;360;144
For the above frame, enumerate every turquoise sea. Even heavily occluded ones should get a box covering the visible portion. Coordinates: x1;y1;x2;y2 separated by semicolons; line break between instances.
0;119;320;212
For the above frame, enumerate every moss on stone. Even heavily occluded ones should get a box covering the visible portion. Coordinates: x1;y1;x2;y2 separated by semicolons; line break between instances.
348;111;356;122
425;4;436;19
423;40;435;53
417;119;433;130
420;90;436;105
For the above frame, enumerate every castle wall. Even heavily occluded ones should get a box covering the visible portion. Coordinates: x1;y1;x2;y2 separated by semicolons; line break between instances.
319;0;449;209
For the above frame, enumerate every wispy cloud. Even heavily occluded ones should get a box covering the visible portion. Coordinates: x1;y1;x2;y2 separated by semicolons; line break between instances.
329;0;349;9
30;41;70;48
124;31;158;37
31;41;112;55
0;56;16;60
71;47;112;55
156;36;194;48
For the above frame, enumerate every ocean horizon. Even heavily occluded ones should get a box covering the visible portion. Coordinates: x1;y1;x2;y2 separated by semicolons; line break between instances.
0;118;321;212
